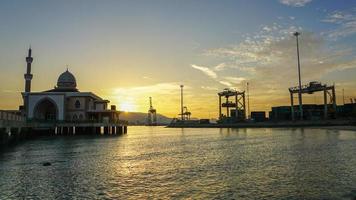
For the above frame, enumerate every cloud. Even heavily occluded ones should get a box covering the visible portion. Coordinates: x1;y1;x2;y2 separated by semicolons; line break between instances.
214;63;226;71
224;77;246;84
112;83;181;96
219;81;232;87
191;63;248;88
142;76;153;80
322;9;356;39
203;21;356;111
279;0;312;7
263;26;272;32
201;86;218;91
191;64;217;79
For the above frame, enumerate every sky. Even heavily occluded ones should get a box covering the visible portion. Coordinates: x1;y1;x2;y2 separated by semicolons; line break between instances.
0;0;356;118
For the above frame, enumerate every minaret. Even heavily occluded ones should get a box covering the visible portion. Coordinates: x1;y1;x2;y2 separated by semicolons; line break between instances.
24;48;33;92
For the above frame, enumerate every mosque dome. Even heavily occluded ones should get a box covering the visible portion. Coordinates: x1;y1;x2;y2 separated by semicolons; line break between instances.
57;69;77;89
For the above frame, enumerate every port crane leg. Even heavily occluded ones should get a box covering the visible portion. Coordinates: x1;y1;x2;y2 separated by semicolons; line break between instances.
219;96;222;120
243;93;246;120
324;89;328;119
332;86;336;118
235;94;238;119
226;96;229;117
290;92;294;120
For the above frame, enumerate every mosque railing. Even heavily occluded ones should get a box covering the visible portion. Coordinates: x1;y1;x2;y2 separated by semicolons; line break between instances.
27;118;128;125
0;110;25;122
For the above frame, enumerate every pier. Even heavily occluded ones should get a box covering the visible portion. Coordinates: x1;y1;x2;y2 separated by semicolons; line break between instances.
0;110;127;146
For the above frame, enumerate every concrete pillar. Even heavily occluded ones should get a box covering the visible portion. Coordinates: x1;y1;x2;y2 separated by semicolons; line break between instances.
0;128;7;142
83;127;89;135
90;127;95;135
104;126;109;135
95;127;101;135
116;126;122;134
11;128;18;137
75;127;81;135
63;127;69;135
26;127;34;137
6;127;11;136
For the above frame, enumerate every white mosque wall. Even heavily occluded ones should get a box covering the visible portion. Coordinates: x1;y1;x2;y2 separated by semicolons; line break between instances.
95;103;106;111
28;94;65;120
67;97;86;110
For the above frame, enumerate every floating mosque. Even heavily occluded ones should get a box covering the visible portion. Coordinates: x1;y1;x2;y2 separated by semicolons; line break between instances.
21;48;120;123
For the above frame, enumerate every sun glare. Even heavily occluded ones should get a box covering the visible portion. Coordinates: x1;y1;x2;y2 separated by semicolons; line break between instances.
119;102;136;112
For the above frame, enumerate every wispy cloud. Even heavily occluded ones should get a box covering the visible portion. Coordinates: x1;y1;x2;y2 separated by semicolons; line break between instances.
278;0;312;7
214;63;226;71
191;64;217;79
224;77;246;84
201;86;218;91
142;76;153;80
112;83;181;96
219;81;232;87
191;63;248;88
322;9;356;39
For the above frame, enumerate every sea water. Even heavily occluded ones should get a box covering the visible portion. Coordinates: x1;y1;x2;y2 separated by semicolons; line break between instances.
1;127;356;199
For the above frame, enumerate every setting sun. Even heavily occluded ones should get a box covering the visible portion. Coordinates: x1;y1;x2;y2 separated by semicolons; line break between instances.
119;101;136;112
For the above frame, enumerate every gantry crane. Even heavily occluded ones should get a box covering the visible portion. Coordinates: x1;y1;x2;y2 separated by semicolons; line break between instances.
147;97;157;125
218;88;246;123
178;106;191;121
289;81;336;120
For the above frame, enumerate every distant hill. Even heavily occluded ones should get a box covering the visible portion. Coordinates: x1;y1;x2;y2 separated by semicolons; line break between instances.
119;111;172;125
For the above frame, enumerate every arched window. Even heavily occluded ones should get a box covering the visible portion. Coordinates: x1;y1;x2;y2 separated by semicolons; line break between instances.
75;100;80;109
79;114;83;120
73;114;78;121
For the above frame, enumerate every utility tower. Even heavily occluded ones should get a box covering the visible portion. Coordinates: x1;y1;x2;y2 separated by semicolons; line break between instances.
180;85;184;120
247;82;250;119
147;97;157;125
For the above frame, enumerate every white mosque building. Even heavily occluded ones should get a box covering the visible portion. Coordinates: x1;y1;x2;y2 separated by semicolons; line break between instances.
21;48;120;123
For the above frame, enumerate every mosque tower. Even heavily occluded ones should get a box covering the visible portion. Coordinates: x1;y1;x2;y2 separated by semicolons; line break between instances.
24;47;33;92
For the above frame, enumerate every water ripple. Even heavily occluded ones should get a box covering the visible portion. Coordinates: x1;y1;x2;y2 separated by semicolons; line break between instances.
1;127;356;199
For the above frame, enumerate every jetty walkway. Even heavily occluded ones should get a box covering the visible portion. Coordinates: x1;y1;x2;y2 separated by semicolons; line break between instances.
0;110;127;146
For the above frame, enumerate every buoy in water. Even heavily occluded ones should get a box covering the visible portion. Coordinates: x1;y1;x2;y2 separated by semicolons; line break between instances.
42;162;52;166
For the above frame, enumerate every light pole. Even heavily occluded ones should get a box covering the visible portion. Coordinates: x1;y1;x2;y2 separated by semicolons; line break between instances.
294;31;303;120
180;85;184;121
247;82;250;119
